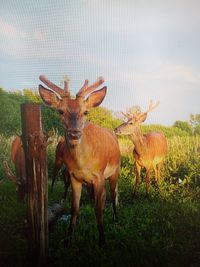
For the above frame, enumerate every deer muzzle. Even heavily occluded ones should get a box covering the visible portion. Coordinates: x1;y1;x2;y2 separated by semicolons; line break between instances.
67;129;82;140
114;127;122;136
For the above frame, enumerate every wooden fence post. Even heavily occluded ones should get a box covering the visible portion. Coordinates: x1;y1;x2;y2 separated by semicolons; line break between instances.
21;103;48;265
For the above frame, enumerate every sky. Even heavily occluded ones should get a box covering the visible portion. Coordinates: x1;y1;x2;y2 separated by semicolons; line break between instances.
0;0;200;125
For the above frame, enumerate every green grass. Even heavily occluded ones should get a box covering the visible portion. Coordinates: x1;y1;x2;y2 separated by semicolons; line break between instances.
0;135;200;267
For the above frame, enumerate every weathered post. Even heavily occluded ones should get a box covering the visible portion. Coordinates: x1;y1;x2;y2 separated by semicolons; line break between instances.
21;103;48;265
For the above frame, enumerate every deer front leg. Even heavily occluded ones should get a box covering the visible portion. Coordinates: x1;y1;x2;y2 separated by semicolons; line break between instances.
133;162;141;197
66;176;82;245
51;158;63;192
93;178;106;247
109;170;119;222
62;168;71;201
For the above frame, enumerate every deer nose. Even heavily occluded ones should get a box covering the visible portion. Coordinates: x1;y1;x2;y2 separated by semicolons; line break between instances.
114;128;121;135
67;129;82;140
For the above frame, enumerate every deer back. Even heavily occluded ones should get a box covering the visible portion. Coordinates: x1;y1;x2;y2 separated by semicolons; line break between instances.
134;131;168;167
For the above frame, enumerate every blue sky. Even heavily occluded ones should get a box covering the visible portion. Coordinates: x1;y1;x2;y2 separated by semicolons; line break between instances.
0;0;200;125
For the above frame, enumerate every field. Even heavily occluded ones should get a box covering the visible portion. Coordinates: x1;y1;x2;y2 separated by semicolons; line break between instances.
0;134;200;267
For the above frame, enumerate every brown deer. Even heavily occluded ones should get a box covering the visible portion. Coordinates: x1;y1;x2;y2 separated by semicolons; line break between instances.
115;101;168;196
3;133;48;202
39;75;121;246
3;136;26;201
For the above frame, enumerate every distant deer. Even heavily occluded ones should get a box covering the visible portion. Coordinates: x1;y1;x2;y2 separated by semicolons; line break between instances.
3;136;26;201
115;101;168;196
39;75;121;246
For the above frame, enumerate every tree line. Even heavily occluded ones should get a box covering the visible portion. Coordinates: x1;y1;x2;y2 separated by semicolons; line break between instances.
0;88;199;137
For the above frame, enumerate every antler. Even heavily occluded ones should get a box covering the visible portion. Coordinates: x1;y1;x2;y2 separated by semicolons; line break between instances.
121;111;135;120
121;106;141;120
134;100;160;121
39;75;70;98
121;101;160;122
63;75;70;93
121;111;130;119
76;77;104;98
145;100;160;114
76;79;89;97
3;161;19;185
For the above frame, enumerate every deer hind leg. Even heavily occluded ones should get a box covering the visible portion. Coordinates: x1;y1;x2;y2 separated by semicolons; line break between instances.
109;170;119;222
62;168;71;201
93;178;106;247
66;176;82;245
145;168;152;196
133;162;141;197
156;162;163;183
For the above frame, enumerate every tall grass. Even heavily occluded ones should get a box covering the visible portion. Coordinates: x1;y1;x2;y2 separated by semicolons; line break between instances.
1;134;200;267
118;135;200;182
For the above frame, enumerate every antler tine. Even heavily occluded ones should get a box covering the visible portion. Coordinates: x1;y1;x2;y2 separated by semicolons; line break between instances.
121;110;135;120
39;75;67;96
76;79;89;97
121;111;130;119
76;77;104;98
145;100;160;113
63;76;70;96
86;76;104;95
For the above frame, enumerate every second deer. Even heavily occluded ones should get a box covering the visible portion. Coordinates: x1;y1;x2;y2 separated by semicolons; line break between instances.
115;101;168;196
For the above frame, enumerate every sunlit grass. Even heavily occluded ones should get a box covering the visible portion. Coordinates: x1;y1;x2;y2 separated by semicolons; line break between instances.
0;134;200;266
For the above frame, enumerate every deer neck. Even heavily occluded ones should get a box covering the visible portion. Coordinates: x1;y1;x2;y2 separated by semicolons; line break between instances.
130;127;146;155
65;130;88;164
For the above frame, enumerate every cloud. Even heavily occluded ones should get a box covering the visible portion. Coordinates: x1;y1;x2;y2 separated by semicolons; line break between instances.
0;18;17;38
33;31;45;42
134;63;200;86
0;18;47;58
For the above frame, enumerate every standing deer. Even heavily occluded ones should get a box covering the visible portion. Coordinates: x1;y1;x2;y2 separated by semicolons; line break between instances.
39;75;120;246
115;101;168;196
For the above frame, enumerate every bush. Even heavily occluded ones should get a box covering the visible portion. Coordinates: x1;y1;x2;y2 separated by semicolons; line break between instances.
173;120;193;135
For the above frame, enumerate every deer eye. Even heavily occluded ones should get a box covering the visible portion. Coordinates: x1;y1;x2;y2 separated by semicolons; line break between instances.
58;109;64;115
83;110;89;116
129;122;133;125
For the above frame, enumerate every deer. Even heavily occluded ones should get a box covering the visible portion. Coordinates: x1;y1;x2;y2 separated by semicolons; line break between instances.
3;136;26;201
38;75;121;246
3;132;48;202
115;101;168;196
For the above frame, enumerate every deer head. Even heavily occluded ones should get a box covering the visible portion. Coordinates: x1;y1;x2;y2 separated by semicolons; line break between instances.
115;100;160;136
39;76;107;147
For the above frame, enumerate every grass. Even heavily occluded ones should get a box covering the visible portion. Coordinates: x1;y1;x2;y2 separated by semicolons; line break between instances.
0;135;200;266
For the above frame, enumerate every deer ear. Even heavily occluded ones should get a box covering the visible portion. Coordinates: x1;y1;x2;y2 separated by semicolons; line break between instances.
39;85;61;108
137;113;147;123
85;86;107;109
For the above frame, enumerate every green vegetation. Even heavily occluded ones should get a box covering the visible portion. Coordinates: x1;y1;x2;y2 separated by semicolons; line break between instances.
1;88;200;138
0;89;120;137
0;88;200;266
1;134;200;267
173;120;193;135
